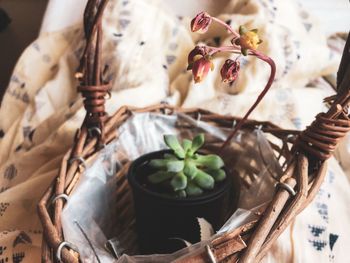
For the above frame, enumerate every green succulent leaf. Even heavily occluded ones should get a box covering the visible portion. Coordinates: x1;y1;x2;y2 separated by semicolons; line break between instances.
182;139;192;154
194;170;214;190
183;160;198;180
164;153;177;160
194;154;224;169
205;169;226;182
166;160;185;173
149;159;169;168
148;171;174;184
149;134;228;197
164;135;185;159
177;190;187;198
186;181;203;196
171;172;187;191
190;133;205;154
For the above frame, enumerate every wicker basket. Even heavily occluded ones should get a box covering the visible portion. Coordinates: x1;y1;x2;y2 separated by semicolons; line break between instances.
37;0;350;262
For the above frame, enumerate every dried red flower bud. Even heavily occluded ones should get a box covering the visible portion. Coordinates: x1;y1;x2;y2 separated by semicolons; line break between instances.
187;46;213;83
192;57;214;83
187;46;207;70
190;12;212;33
220;59;240;83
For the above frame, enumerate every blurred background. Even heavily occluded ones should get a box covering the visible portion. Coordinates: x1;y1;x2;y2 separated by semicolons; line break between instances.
0;0;349;101
0;0;48;100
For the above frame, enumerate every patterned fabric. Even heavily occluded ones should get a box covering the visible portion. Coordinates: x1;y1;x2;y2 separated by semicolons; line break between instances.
264;158;350;262
0;0;348;262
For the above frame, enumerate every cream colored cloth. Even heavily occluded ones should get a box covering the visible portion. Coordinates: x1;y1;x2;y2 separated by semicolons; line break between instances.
0;0;348;262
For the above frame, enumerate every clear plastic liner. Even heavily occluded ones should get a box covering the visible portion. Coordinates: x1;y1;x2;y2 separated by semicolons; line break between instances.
61;112;282;262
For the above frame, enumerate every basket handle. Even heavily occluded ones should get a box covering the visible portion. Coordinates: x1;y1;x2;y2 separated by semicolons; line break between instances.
75;0;110;144
293;33;350;161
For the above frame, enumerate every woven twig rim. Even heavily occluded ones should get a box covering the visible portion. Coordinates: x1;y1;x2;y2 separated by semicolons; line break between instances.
37;104;305;262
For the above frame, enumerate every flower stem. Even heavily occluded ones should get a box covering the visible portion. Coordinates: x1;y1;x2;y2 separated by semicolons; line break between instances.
211;17;240;39
220;49;276;151
207;45;241;56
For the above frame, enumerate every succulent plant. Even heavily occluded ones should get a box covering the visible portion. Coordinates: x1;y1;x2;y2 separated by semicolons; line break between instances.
148;134;226;197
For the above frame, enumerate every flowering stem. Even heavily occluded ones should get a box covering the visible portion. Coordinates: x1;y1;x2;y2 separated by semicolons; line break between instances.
220;49;276;151
211;17;240;39
207;45;241;56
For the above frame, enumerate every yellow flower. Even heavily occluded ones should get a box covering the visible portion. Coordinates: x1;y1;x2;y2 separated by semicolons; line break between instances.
236;26;263;55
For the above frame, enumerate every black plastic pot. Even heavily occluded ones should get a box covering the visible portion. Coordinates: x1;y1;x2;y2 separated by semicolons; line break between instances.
127;150;240;254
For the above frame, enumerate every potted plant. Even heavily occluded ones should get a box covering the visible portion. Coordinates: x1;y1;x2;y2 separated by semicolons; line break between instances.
128;10;277;255
127;134;240;254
